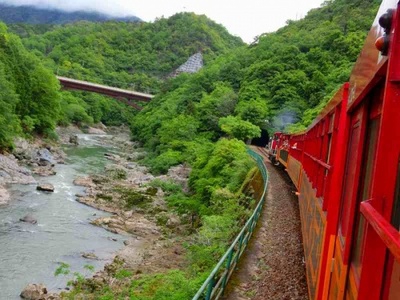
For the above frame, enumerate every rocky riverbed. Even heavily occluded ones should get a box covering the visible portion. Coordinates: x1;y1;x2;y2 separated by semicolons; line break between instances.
0;135;65;206
1;125;191;299
67;130;191;296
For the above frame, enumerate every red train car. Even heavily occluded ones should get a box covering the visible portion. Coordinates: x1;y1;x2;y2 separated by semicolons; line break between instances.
266;132;290;166
273;1;400;298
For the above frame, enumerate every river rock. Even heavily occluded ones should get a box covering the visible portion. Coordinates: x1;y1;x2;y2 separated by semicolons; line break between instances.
19;214;37;224
0;185;10;205
20;283;47;299
128;171;154;186
44;294;61;300
73;176;94;187
0;154;36;185
125;162;138;170
95;122;108;131
36;183;55;192
13;138;34;161
32;166;56;177
69;135;79;145
105;164;127;179
87;127;107;134
123;210;134;219
82;252;98;260
157;164;191;192
104;153;121;162
166;215;180;229
35;149;56;167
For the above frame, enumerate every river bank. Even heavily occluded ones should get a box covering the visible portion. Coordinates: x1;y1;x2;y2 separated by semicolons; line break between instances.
63;126;192;298
0;125;191;299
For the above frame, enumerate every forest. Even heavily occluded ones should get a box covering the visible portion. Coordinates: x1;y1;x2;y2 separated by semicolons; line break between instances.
0;0;381;297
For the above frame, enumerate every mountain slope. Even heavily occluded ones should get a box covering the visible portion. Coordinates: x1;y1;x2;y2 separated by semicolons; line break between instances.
0;4;141;24
20;12;244;94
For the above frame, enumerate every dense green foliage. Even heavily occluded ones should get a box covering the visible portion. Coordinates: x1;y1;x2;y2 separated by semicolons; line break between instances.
0;11;243;149
0;23;60;148
19;13;243;93
132;0;380;170
11;12;244;132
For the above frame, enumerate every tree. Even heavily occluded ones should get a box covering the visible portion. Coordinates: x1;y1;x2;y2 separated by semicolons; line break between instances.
235;98;269;126
219;116;261;141
196;82;237;134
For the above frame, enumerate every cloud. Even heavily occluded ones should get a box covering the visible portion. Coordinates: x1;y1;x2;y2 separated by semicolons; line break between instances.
0;0;133;16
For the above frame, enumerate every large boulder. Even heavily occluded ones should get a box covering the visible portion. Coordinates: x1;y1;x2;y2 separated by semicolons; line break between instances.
20;283;47;299
36;183;55;192
13;138;34;161
35;149;56;167
0;154;36;185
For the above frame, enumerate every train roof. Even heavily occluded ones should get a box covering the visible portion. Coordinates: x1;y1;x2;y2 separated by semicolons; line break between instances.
347;0;398;110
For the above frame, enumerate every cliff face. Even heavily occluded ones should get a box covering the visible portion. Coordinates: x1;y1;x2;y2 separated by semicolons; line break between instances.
170;52;203;77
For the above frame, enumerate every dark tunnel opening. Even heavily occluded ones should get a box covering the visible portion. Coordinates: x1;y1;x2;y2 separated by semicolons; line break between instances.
251;129;269;147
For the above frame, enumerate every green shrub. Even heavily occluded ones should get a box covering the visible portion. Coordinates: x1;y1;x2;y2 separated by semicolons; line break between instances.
147;150;184;174
113;186;150;208
148;179;182;195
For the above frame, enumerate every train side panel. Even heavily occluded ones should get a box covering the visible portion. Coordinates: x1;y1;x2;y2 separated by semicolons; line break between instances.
281;1;400;298
285;85;347;299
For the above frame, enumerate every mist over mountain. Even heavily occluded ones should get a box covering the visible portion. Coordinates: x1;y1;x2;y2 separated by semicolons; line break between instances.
0;3;141;24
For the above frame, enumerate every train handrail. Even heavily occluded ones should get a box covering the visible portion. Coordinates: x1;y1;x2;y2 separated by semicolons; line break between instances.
192;148;269;300
360;200;400;263
304;152;332;170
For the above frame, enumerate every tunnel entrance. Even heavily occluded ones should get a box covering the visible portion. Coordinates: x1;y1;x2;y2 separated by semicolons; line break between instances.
251;129;269;147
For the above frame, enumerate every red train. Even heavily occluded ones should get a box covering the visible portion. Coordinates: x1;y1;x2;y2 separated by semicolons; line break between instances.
266;1;400;299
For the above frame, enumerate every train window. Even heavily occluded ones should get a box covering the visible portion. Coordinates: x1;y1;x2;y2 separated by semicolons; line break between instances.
326;134;332;164
329;113;335;133
350;117;380;281
391;159;400;230
338;119;362;247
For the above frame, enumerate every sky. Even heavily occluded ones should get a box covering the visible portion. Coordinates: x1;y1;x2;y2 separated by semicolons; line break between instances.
0;0;326;43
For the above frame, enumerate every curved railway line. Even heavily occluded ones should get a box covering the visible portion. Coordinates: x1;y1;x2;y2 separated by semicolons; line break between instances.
223;148;308;300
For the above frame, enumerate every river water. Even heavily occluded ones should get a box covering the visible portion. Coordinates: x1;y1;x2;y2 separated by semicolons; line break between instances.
0;134;125;299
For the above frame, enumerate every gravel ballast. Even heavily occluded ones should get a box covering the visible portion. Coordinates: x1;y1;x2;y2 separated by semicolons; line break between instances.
223;153;308;300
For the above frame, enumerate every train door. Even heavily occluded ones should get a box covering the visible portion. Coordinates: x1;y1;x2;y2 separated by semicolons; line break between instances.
344;88;383;299
328;104;367;299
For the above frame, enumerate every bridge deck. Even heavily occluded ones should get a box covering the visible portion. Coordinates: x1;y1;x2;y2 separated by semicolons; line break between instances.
57;76;154;103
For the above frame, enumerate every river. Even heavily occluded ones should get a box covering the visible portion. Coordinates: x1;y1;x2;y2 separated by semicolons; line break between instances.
0;134;125;299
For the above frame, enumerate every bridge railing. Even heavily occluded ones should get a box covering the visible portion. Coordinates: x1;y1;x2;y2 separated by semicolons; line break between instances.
192;148;269;300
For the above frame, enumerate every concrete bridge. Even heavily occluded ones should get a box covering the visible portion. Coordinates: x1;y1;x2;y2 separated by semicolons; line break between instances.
57;76;154;110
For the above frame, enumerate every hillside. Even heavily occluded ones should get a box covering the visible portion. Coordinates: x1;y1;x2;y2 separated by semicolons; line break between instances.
8;12;244;133
131;0;381;164
19;12;244;94
0;4;141;24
